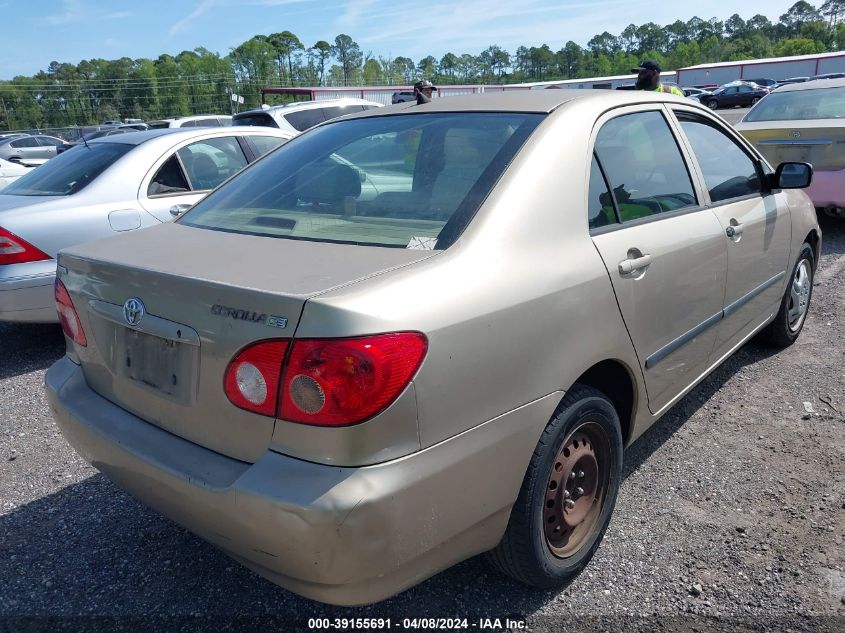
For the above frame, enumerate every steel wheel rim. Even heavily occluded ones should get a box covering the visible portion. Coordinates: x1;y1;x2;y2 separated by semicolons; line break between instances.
787;259;812;332
543;422;610;558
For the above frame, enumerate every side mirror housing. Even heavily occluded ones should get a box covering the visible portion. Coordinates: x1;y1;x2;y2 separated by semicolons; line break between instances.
768;162;813;190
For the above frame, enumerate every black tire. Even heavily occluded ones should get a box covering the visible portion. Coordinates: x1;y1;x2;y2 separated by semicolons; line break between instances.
487;384;623;588
758;242;814;347
751;97;761;105
706;99;718;110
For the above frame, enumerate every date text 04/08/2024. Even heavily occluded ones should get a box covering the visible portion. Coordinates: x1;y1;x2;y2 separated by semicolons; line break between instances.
307;617;527;630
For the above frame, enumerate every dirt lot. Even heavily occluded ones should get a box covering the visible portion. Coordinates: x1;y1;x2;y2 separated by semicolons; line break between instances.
1;215;843;633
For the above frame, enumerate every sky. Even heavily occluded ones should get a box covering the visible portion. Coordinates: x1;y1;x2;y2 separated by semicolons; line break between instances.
1;0;802;79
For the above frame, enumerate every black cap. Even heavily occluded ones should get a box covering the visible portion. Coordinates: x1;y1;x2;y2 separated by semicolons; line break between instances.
414;79;437;91
632;60;661;73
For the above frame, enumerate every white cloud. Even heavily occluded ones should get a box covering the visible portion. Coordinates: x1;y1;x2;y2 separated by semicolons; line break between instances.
168;0;313;37
45;0;133;25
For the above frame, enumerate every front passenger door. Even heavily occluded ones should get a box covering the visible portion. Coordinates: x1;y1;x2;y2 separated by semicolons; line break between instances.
673;110;792;361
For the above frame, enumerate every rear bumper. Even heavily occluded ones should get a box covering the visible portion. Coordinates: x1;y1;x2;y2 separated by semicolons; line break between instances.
0;266;56;323
45;356;558;605
804;167;845;208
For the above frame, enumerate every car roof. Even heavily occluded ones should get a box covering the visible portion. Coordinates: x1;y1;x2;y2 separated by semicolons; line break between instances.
88;126;293;146
236;98;381;117
333;89;689;121
774;77;845;91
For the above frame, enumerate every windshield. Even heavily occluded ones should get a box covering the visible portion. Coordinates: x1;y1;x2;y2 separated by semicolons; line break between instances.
180;112;542;249
2;142;132;196
744;86;845;122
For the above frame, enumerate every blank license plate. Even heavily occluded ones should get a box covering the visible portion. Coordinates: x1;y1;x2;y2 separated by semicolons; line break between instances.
124;329;183;397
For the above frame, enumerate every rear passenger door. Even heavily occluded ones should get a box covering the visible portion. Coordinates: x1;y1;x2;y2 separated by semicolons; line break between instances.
589;107;728;414
671;108;792;361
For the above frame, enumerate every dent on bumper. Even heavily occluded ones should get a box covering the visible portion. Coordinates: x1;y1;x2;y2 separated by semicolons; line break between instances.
45;356;560;605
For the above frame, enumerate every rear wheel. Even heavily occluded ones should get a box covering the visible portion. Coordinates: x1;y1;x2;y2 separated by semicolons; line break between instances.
488;385;623;588
758;242;814;347
706;99;718;110
751;97;761;105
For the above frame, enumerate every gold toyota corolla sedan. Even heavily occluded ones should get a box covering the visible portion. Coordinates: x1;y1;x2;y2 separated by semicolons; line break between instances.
46;90;820;606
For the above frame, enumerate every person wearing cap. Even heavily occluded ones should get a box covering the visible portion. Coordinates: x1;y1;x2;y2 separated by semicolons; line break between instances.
632;61;684;96
413;79;437;104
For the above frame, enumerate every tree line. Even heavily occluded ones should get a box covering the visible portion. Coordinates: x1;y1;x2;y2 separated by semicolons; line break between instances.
2;1;844;131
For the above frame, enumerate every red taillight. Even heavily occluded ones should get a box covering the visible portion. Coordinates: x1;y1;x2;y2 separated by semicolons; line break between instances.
279;332;428;426
223;341;289;416
0;227;50;265
54;279;87;346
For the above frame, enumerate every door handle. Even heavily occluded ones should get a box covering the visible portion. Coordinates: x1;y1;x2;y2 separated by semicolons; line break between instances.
169;204;192;217
725;220;744;239
618;254;652;274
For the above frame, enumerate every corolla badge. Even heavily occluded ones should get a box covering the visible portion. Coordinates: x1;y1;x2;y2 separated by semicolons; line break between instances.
123;298;145;326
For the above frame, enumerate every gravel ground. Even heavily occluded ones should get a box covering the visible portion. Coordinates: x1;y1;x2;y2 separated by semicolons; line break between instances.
1;215;843;633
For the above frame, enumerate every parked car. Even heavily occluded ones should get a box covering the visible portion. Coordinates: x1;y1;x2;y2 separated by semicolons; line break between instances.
391;90;416;104
683;87;713;102
743;78;777;88
45;90;819;606
0;157;38;190
774;77;810;88
810;73;845;81
233;98;383;134
736;77;845;218
702;82;769;109
146;115;233;129
0;134;65;162
0;127;294;322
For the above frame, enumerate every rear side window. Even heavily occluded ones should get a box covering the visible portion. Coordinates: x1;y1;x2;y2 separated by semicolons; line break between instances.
595;111;697;222
250;135;289;158
283;109;326;131
180;113;543;249
677;114;761;202
148;156;190;196
3;143;132;196
11;138;39;148
177;137;247;190
37;137;64;147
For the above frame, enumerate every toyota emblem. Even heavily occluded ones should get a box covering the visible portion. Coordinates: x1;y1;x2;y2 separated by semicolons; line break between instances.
791;130;801;139
123;298;145;326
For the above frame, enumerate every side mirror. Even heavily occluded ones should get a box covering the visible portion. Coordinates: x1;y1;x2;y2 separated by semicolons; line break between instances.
770;162;813;189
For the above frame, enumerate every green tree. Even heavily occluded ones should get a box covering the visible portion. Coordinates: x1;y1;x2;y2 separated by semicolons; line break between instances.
312;41;332;85
331;34;363;85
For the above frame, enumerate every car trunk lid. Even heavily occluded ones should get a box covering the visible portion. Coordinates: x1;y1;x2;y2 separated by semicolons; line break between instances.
739;119;845;171
58;222;435;462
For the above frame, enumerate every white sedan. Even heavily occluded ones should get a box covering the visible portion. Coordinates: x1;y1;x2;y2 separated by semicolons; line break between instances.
0;127;294;322
0;157;40;190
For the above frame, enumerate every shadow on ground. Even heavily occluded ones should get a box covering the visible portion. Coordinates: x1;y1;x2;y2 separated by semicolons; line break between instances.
0;322;64;380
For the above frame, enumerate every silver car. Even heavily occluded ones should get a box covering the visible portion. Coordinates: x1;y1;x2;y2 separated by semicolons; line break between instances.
0;127;294;322
0;134;65;162
47;90;819;606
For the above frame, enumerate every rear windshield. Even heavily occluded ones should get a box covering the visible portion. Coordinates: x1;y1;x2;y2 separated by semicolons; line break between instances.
180;112;543;249
2;142;132;196
233;113;279;128
745;86;845;122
